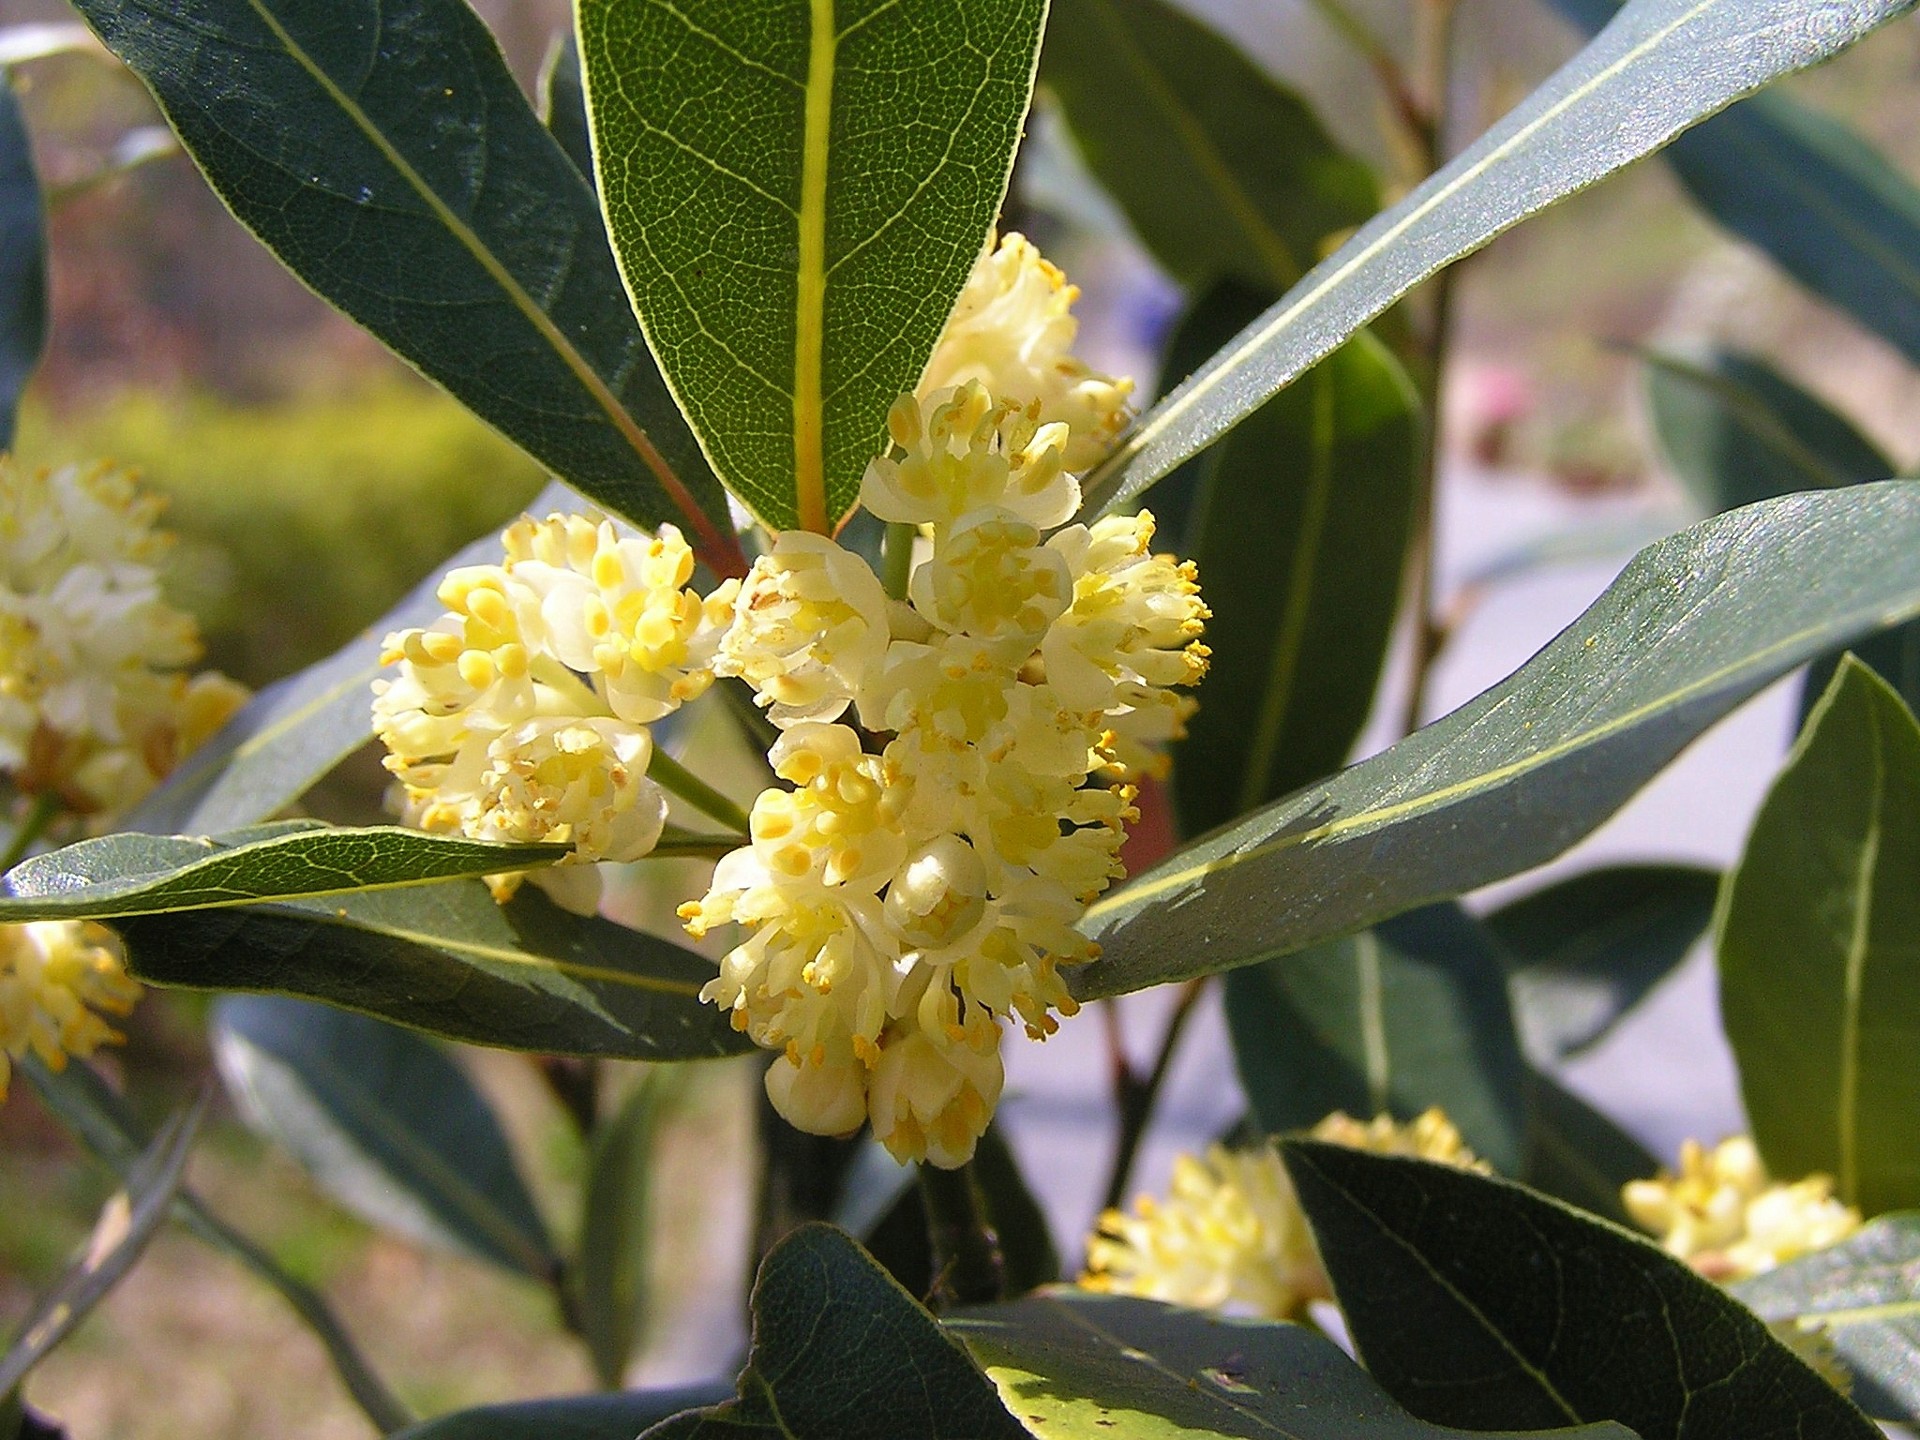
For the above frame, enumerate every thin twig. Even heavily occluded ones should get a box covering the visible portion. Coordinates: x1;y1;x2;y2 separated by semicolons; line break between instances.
646;747;752;834
1098;978;1210;1215
0;792;59;873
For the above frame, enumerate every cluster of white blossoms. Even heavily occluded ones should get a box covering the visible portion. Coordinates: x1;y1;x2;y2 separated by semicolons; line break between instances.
1622;1136;1861;1280
0;920;140;1099
372;511;735;913
0;458;248;817
1081;1110;1486;1318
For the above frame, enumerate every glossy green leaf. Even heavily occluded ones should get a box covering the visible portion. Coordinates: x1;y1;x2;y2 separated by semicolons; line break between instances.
0;823;563;922
1078;0;1917;517
0;68;45;450
575;1073;671;1384
1039;0;1376;291
113;881;750;1062
394;1385;733;1440
213;994;557;1277
1644;351;1891;513
1521;1071;1658;1224
1553;0;1920;367
1226;904;1529;1173
1718;657;1920;1215
948;1290;1634;1440
1072;483;1920;1000
1176;329;1419;837
68;0;735;560
0;1098;203;1396
19;1056;414;1434
642;1223;1025;1439
1488;864;1720;1061
1732;1214;1920;1426
1283;1142;1881;1440
578;0;1047;532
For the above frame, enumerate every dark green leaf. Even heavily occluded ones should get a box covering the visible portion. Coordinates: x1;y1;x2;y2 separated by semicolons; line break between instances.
1282;1141;1880;1440
0;1097;203;1395
947;1290;1635;1440
114;881;750;1061
1718;657;1920;1215
578;0;1046;532
1177;328;1417;836
538;30;594;189
972;1123;1060;1294
1804;629;1920;733
1078;0;1917;517
1733;1214;1920;1425
1488;865;1720;1060
1644;351;1891;513
642;1224;1024;1439
0;68;46;449
69;0;735;558
213;994;557;1276
392;1384;734;1440
0;823;563;921
1226;904;1529;1173
1072;483;1920;1000
575;1073;671;1384
1521;1070;1659;1224
1039;0;1376;291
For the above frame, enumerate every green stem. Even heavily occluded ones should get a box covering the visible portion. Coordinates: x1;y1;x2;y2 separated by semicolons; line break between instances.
650;830;750;860
920;1161;1005;1310
0;793;59;873
647;747;752;834
882;521;917;601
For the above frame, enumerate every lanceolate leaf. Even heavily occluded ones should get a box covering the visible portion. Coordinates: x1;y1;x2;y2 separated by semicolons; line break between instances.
1521;1071;1658;1224
946;1290;1635;1440
0;68;46;450
1226;904;1529;1174
643;1224;1025;1440
1072;483;1920;1000
1078;0;1917;517
213;995;557;1277
538;31;595;189
578;0;1047;532
1283;1143;1882;1440
67;0;735;564
1717;657;1920;1215
113;881;750;1062
0;823;563;922
1040;0;1377;291
1177;328;1418;836
392;1386;733;1440
574;1073;671;1384
1733;1214;1920;1426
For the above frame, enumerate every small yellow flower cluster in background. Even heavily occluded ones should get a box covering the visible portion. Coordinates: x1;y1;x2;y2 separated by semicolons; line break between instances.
0;920;140;1098
0;458;248;818
1081;1109;1486;1319
373;512;735;913
1622;1136;1861;1280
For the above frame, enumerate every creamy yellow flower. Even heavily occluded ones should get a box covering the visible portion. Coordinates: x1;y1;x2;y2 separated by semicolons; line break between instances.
1082;1110;1485;1318
0;921;141;1098
860;383;1078;532
921;232;1134;472
1623;1137;1861;1280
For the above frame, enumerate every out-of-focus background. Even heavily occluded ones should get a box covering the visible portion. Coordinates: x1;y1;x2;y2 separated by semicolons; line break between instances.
2;0;1919;1434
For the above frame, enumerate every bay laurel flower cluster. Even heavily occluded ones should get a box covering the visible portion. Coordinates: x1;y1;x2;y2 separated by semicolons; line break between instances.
0;920;141;1099
1081;1110;1486;1318
0;458;248;817
1621;1135;1861;1280
372;512;734;913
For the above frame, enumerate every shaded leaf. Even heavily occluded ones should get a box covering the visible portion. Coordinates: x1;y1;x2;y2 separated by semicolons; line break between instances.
0;823;563;922
1176;328;1419;836
1225;904;1529;1174
213;994;557;1276
947;1289;1635;1440
114;881;750;1062
973;1123;1061;1294
0;1097;203;1395
1804;629;1920;733
392;1384;735;1440
1072;483;1920;1000
578;0;1046;532
1718;657;1920;1215
1733;1214;1920;1425
1079;0;1917;517
1282;1141;1880;1439
1488;864;1720;1061
642;1224;1024;1439
0;68;45;449
575;1072;671;1385
1521;1071;1659;1224
69;0;734;558
538;30;594;188
1039;0;1376;291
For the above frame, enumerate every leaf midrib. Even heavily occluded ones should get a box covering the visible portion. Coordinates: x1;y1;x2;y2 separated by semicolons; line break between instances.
792;0;836;533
